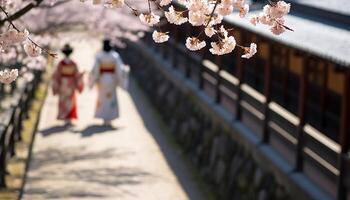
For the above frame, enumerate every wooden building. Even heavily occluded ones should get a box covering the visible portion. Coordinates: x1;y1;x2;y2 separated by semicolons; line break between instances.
156;1;350;199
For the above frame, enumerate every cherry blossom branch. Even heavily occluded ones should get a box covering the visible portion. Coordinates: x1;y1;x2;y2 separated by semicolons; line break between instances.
38;0;71;9
205;0;219;27
274;18;294;32
125;1;139;16
0;6;56;58
147;0;152;13
0;0;44;27
196;0;219;38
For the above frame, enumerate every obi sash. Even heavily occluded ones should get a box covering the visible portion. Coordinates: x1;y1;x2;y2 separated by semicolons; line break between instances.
61;65;76;77
99;62;115;73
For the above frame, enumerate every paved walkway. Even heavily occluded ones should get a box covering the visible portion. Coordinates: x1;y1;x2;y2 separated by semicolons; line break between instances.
22;39;205;200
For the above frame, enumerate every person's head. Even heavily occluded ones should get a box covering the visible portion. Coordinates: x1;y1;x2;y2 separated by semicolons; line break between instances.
103;39;112;52
61;44;73;57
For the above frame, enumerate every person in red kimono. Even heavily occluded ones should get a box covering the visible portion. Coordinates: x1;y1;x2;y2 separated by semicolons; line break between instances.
52;44;84;125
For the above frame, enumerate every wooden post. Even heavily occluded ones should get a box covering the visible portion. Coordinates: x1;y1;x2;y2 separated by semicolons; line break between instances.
215;56;222;103
235;51;244;120
172;25;178;69
295;55;308;171
320;62;328;128
235;32;246;120
283;49;290;104
337;69;350;200
262;44;273;143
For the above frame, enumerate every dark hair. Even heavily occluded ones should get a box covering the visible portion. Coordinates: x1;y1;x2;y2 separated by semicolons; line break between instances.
103;39;112;52
62;44;73;56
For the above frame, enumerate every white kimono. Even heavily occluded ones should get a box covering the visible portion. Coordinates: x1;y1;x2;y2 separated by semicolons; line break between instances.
89;51;129;121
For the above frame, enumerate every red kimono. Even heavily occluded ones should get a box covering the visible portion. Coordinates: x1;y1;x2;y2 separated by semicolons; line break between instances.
52;59;84;120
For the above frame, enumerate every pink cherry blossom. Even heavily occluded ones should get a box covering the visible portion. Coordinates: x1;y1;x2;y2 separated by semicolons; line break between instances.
233;0;245;9
208;14;223;26
139;13;160;26
160;0;172;7
104;0;124;8
250;15;259;26
259;14;273;26
221;0;233;5
188;11;206;26
23;41;42;57
270;18;286;35
217;4;233;16
152;31;169;43
239;4;249;18
0;0;292;64
241;43;257;59
185;37;206;51
268;1;290;19
270;23;285;35
0;69;18;84
13;29;29;44
205;26;216;38
165;6;188;25
209;36;236;55
186;0;209;13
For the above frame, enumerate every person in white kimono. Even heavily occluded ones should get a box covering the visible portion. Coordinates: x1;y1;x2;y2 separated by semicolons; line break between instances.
89;39;129;126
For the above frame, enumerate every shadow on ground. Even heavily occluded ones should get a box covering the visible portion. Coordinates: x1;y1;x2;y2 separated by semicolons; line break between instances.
39;125;71;137
76;124;122;137
24;145;153;199
128;78;205;200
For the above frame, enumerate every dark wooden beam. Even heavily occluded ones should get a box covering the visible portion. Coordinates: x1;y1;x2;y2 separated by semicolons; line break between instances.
320;62;329;128
337;69;350;200
262;44;273;143
295;55;309;171
235;51;244;120
283;49;290;104
215;55;222;103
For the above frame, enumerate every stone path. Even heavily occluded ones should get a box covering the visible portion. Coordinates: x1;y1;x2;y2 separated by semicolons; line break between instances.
22;39;205;200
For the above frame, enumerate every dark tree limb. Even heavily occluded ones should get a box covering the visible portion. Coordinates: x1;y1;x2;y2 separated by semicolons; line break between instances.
0;0;44;27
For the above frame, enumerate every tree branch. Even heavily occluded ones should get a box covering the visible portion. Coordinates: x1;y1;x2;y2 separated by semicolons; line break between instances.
0;0;44;27
38;0;71;9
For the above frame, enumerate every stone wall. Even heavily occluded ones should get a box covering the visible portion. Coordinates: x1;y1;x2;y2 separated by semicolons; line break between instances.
119;41;321;200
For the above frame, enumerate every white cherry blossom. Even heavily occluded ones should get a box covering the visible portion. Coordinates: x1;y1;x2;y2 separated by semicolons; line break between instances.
0;69;19;84
241;43;257;59
221;0;233;5
205;26;216;37
152;31;169;43
186;0;209;13
217;4;233;16
24;41;42;57
13;29;29;44
165;6;188;25
255;1;291;35
239;4;249;18
259;13;273;25
270;20;285;35
265;1;290;19
188;11;206;26
139;13;160;26
209;36;236;55
250;15;259;26
233;0;245;9
104;0;124;8
160;0;172;7
186;37;206;51
208;14;223;26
